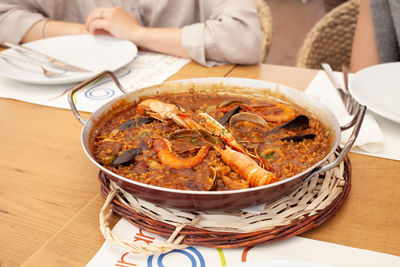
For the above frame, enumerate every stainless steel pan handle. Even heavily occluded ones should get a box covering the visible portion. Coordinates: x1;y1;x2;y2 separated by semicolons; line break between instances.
68;70;128;125
303;104;367;180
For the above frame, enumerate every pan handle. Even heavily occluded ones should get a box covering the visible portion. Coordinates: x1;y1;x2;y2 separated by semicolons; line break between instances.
68;70;128;125
304;104;367;180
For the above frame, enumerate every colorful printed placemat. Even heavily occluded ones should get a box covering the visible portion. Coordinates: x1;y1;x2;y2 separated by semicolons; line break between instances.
87;218;400;267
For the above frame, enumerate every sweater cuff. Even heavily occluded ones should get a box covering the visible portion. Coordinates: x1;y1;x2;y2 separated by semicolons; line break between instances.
182;23;207;66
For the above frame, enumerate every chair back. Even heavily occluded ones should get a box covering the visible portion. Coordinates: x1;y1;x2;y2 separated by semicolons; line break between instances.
296;0;360;71
254;0;273;62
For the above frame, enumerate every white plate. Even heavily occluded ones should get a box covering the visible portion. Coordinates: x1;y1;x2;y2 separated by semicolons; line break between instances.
0;35;137;85
227;260;333;267
350;62;400;124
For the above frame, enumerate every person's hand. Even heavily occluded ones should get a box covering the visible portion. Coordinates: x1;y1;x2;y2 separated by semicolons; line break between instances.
85;6;189;59
85;6;143;41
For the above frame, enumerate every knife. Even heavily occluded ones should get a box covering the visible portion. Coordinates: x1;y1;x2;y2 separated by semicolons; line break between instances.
321;63;349;109
0;53;65;77
5;41;91;73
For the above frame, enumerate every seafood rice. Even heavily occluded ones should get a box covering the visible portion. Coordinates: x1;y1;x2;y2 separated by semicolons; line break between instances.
92;93;330;191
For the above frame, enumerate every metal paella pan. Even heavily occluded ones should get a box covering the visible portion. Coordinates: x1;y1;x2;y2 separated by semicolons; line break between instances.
68;70;366;211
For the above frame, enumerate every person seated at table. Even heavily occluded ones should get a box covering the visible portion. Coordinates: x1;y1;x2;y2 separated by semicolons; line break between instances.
350;0;400;72
0;0;263;67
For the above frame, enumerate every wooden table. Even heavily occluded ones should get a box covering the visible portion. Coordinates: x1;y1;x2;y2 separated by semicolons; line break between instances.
1;62;399;266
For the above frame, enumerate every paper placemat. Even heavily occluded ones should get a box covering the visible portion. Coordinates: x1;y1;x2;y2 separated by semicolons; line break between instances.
0;52;190;112
87;218;400;267
305;71;400;161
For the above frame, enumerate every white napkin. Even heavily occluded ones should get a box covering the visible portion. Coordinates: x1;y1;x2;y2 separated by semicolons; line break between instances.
305;71;384;153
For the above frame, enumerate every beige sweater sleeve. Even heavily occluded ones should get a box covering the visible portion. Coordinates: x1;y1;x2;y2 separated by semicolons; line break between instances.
0;2;45;44
181;0;262;66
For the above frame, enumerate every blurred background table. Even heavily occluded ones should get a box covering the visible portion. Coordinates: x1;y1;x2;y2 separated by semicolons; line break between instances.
0;62;399;266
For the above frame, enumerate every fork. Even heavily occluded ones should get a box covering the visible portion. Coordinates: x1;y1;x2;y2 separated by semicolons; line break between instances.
0;53;65;78
342;65;360;115
322;63;351;111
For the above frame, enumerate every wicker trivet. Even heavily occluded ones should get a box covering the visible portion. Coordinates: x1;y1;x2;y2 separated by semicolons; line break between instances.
98;151;351;255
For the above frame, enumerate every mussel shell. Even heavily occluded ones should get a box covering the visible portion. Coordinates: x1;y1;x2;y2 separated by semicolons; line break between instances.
281;115;309;129
266;115;309;136
119;116;154;130
217;105;241;125
112;148;142;165
138;116;155;125
119;119;136;130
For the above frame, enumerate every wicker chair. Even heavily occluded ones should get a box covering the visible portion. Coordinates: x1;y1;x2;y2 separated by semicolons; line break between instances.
254;0;273;62
296;0;360;71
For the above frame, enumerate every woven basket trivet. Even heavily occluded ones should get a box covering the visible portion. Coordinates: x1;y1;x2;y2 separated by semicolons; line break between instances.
98;151;351;255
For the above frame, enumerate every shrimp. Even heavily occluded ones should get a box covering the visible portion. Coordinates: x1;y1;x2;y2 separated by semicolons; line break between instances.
214;145;278;187
153;138;209;169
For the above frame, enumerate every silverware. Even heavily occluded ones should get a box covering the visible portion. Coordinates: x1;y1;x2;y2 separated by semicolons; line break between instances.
341;65;350;94
0;53;66;78
342;65;360;115
4;41;91;73
322;63;351;113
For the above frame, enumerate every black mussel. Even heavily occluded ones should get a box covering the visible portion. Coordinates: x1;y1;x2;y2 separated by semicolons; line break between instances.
217;106;241;125
119;119;136;130
280;134;316;142
281;115;309;129
119;116;154;130
112;148;142;166
266;115;309;135
138;116;155;125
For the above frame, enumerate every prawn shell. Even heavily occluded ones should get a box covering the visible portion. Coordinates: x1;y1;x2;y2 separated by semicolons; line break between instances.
153;139;210;170
217;146;278;187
